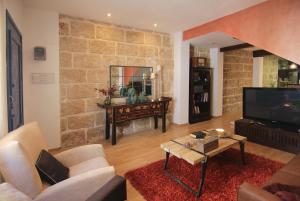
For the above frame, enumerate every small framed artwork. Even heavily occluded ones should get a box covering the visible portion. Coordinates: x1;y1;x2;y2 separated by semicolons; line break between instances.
197;57;207;67
34;47;46;61
191;57;207;67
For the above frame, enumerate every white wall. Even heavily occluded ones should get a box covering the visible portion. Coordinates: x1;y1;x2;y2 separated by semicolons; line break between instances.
210;48;223;117
0;0;23;137
172;32;190;124
253;57;263;87
23;7;60;148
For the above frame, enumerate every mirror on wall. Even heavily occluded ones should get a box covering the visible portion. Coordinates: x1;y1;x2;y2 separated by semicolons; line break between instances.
110;65;153;98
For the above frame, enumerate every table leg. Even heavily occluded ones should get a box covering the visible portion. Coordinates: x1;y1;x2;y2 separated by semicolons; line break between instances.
164;152;170;170
239;141;246;165
196;157;208;197
105;111;110;140
162;115;166;133
154;116;158;129
112;123;116;145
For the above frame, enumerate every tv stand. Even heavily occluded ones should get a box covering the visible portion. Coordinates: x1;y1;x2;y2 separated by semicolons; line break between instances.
235;119;300;153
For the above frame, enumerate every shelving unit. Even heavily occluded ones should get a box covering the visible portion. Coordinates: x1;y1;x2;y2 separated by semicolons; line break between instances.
189;66;212;124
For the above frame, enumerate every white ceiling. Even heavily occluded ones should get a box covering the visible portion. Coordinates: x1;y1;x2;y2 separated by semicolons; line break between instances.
189;32;243;48
24;0;266;33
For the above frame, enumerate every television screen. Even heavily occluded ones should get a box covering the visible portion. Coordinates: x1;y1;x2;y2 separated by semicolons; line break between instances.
243;88;300;126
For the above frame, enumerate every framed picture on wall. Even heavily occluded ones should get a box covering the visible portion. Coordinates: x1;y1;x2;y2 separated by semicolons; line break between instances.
34;47;46;61
191;57;207;67
197;57;207;66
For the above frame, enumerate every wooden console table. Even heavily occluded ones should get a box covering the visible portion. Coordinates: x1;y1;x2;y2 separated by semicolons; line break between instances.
97;97;172;145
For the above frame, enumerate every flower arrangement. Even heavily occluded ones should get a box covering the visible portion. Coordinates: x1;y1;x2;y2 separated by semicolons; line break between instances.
95;85;117;105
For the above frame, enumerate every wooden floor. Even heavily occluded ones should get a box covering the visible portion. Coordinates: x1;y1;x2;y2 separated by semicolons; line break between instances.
96;112;295;201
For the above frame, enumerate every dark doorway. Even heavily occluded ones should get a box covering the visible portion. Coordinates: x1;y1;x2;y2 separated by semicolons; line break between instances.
6;10;23;132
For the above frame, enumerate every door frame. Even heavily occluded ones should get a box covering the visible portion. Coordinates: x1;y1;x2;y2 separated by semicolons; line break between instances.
6;10;23;132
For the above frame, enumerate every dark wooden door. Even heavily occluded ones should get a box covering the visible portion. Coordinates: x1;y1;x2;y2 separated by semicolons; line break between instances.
6;11;23;132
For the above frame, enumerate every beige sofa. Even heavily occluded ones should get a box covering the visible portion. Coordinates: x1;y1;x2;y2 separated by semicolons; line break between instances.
0;122;126;201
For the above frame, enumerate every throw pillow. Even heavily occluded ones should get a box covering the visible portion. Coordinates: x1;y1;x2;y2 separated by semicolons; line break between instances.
35;149;69;185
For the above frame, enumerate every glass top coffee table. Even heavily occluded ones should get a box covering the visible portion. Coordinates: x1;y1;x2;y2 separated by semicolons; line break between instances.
160;130;247;197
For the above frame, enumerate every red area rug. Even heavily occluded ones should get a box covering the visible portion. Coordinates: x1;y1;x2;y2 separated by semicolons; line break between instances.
125;149;283;201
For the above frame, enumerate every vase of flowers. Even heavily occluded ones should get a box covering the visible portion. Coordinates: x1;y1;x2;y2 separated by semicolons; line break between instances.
95;85;117;105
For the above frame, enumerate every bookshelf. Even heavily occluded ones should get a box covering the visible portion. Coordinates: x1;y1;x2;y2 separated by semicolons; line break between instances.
189;66;212;123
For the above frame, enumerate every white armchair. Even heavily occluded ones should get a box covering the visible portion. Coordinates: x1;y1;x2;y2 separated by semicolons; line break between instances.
0;122;126;201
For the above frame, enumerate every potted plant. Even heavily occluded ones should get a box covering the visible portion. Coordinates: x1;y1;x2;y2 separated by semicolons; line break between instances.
95;85;117;105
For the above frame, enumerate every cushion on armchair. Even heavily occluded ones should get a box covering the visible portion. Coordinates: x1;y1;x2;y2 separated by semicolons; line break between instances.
35;149;69;185
0;141;43;198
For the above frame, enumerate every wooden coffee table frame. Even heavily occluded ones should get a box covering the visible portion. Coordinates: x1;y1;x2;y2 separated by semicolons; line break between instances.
162;136;246;197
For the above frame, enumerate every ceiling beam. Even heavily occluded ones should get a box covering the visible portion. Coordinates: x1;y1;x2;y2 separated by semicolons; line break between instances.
220;43;253;52
253;50;273;57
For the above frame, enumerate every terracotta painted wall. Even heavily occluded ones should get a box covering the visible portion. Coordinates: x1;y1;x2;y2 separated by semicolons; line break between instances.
183;0;300;64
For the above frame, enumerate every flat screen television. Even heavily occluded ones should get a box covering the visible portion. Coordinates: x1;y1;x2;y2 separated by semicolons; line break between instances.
243;87;300;128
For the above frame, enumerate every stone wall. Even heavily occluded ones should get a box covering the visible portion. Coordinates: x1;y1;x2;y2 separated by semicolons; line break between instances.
263;55;279;87
223;49;253;113
59;15;174;147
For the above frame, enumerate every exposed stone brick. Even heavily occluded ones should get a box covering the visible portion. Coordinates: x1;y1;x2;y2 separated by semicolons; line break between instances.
87;126;104;144
96;111;105;126
145;33;161;46
68;84;97;99
61;69;87;83
117;43;139;56
71;21;95;38
138;46;158;57
73;53;103;68
86;98;102;112
61;130;86;147
60;85;67;100
89;40;116;55
162;35;172;47
60;37;88;52
96;26;125;42
59;22;69;35
59;15;174;147
61;100;85;116
86;69;108;83
159;47;173;59
68;114;95;129
125;31;144;44
127;57;146;66
145;58;160;67
61;118;67;132
102;55;126;67
133;118;152;132
263;55;279;87
223;49;253;113
60;52;72;68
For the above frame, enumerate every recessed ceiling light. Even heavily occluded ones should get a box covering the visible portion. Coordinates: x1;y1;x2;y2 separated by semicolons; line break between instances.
153;23;158;27
107;13;112;17
290;63;297;69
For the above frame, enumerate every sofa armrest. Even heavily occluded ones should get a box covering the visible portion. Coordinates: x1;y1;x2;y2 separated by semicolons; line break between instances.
54;144;105;167
86;175;127;201
34;167;115;201
238;183;281;201
0;183;32;201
